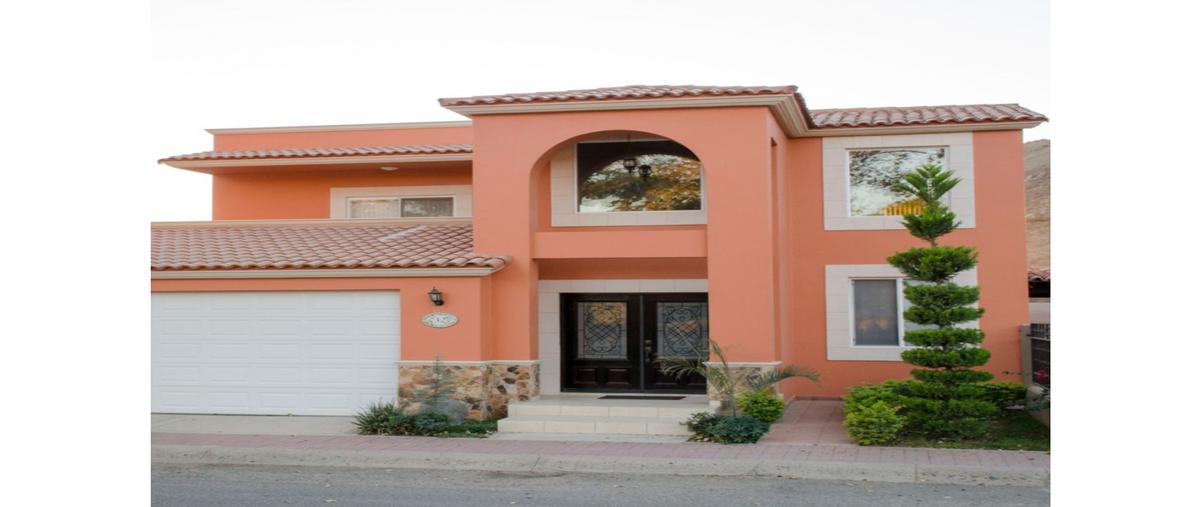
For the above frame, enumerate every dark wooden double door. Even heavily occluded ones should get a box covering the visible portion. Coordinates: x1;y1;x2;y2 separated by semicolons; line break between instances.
562;293;708;393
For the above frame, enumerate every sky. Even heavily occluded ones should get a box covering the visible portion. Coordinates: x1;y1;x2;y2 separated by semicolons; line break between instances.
152;0;1050;221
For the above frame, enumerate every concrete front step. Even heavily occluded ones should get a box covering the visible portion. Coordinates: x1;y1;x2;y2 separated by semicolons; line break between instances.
498;415;692;436
509;402;706;419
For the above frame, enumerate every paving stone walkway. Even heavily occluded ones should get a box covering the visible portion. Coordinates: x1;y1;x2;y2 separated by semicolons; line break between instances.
759;399;853;445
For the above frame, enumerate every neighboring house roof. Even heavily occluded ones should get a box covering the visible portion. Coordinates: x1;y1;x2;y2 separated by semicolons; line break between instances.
158;144;473;163
810;104;1047;129
151;220;509;272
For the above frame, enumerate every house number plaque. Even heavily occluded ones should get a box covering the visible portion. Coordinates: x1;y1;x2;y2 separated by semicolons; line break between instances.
422;312;459;328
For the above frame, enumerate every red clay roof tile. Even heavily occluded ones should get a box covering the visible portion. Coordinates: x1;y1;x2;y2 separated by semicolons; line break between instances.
151;221;508;271
438;85;800;106
439;85;1044;129
159;144;472;163
810;104;1046;128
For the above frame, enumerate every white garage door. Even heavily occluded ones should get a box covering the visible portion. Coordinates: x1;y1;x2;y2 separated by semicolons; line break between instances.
152;291;400;416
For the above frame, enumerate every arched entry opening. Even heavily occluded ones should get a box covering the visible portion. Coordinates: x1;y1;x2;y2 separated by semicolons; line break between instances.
528;130;710;394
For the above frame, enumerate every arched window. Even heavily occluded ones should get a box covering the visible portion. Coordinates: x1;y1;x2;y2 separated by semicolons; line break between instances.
576;140;702;213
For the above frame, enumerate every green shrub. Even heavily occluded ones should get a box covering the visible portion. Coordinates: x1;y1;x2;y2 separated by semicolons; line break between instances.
844;401;905;445
708;416;770;444
683;412;770;444
736;389;787;423
684;412;721;440
355;402;496;437
844;381;904;410
981;381;1028;409
411;413;451;434
354;401;404;435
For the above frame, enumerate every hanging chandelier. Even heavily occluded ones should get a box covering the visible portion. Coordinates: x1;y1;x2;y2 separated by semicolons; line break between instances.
620;134;653;181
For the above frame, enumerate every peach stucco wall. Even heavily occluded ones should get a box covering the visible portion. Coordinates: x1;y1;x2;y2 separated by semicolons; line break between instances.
172;110;1032;399
211;164;471;220
212;125;472;151
469;107;784;362
151;276;492;361
776;130;1029;399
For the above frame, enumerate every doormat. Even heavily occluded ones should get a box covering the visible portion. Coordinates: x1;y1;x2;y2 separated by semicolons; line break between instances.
597;395;686;400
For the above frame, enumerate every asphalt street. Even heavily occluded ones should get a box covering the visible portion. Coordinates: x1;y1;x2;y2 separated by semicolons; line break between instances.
152;463;1050;506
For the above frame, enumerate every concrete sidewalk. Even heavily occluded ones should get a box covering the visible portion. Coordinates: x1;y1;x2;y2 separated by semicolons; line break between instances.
152;432;1049;487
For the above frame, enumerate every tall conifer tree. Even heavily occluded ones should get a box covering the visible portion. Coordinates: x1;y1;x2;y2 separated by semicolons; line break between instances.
887;165;995;437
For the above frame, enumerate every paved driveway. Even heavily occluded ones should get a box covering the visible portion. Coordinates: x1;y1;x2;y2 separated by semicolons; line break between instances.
151;414;357;436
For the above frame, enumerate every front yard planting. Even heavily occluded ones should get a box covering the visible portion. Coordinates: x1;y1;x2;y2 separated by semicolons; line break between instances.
663;340;819;444
354;402;498;438
353;355;497;438
842;165;1049;451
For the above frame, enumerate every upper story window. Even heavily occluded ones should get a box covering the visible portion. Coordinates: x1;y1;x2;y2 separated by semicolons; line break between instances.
330;185;472;219
848;147;945;216
347;196;454;218
576;140;702;213
822;133;975;231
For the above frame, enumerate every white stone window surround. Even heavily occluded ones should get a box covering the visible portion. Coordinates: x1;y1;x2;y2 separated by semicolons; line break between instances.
549;140;708;227
822;132;975;230
536;279;709;394
330;185;473;218
825;264;979;361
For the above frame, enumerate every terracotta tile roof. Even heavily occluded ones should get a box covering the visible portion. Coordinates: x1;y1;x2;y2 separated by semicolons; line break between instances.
439;85;1045;130
438;85;800;107
810;104;1046;128
151;221;509;271
159;144;472;163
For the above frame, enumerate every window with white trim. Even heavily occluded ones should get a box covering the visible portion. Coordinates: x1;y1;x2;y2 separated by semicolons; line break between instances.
848;147;945;217
549;138;707;227
850;278;936;347
330;185;471;219
821;133;975;231
347;196;454;218
575;140;702;213
825;264;976;361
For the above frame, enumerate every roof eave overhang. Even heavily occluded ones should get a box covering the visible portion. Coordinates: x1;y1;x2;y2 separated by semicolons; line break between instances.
442;94;813;137
809;120;1045;137
159;153;474;173
151;266;505;280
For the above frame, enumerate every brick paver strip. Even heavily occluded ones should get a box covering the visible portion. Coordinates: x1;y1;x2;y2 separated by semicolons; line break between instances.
151;432;1049;469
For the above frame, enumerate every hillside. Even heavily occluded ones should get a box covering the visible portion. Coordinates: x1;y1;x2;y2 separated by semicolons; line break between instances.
1025;139;1050;270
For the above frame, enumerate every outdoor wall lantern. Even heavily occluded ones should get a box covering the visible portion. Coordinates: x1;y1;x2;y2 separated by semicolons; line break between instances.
638;164;652;181
428;287;445;306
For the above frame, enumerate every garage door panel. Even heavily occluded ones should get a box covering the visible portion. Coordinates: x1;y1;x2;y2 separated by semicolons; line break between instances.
257;319;304;335
258;343;302;359
358;318;403;335
257;367;305;383
206;343;257;359
152;291;400;416
356;366;400;384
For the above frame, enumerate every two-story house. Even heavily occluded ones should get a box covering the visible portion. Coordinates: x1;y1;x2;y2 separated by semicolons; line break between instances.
152;85;1045;433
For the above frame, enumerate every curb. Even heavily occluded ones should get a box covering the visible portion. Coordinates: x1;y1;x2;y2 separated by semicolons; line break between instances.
152;445;1049;487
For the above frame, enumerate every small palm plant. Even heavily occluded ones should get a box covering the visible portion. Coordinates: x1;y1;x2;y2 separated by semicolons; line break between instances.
659;340;819;416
